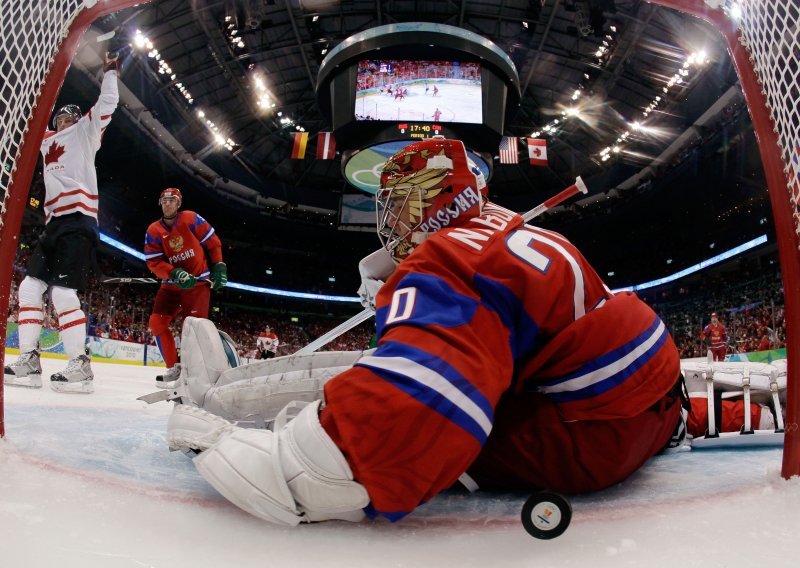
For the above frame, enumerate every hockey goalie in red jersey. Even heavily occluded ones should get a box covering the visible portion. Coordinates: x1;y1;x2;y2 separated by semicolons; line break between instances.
144;187;227;387
164;137;685;526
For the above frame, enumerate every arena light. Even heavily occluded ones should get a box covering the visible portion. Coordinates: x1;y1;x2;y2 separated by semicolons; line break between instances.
97;231;768;304
612;235;769;293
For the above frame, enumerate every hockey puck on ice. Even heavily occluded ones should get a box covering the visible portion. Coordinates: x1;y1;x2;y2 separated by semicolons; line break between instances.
520;491;572;539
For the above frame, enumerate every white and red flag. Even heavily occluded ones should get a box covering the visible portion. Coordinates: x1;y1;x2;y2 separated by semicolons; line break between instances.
316;132;336;160
527;138;548;166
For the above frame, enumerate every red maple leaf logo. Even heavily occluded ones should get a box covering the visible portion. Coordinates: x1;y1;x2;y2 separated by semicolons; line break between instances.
44;141;65;166
533;148;542;157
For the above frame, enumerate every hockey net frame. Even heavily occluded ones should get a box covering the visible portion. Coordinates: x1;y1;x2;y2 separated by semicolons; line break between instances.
0;0;797;478
0;1;147;435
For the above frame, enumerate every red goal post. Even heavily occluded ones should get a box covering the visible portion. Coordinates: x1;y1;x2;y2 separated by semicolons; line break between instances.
647;0;800;478
0;1;148;436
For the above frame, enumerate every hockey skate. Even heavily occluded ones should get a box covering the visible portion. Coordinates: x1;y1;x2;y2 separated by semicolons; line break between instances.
4;350;43;389
50;354;94;394
155;363;182;389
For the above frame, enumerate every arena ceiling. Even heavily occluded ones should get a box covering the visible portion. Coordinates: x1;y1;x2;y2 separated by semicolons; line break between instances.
53;0;773;289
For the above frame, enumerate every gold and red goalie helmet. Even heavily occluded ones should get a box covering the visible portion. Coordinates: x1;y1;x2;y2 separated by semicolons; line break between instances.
377;136;487;261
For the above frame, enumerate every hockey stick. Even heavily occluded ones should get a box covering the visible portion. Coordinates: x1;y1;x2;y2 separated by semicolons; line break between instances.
102;276;213;285
102;277;159;284
522;176;588;222
295;177;589;355
294;307;374;355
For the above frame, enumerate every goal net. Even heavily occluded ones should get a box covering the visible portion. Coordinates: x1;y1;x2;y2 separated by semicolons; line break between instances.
648;0;799;478
0;0;797;478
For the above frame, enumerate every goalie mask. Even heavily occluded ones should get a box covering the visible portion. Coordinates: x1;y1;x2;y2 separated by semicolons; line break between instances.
52;104;82;130
377;136;487;261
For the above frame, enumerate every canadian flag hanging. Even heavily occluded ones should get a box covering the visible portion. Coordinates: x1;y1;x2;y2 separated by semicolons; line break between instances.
527;138;547;166
290;132;308;159
316;132;336;159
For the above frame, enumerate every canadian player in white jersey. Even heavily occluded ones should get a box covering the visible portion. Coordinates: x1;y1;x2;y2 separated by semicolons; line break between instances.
257;326;280;359
4;52;121;394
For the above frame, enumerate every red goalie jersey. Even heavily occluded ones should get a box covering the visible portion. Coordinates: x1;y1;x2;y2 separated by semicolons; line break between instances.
144;211;222;287
321;202;680;520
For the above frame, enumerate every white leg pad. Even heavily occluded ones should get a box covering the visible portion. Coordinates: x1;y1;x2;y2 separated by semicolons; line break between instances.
166;405;238;452
204;351;366;424
180;317;234;406
194;400;369;525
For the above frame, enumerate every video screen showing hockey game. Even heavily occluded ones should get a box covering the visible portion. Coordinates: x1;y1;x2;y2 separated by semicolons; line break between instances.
355;59;482;123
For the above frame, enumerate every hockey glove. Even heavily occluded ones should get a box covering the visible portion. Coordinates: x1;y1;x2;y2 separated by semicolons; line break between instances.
170;267;196;289
103;50;121;73
211;262;228;291
703;337;712;347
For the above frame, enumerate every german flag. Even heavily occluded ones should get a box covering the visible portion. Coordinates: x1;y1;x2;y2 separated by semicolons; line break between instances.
291;132;308;159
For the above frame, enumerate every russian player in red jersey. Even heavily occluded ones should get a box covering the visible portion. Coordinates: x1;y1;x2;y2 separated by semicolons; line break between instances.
165;137;685;525
144;187;227;387
701;312;729;362
4;52;122;394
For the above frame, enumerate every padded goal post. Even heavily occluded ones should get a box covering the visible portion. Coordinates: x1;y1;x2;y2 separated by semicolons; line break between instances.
0;0;149;436
647;0;800;478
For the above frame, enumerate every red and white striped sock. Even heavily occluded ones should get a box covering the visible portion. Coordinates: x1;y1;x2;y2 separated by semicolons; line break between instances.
17;306;44;353
58;308;87;359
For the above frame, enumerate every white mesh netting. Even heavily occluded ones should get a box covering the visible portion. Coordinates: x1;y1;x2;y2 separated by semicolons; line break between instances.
0;0;85;228
732;0;800;246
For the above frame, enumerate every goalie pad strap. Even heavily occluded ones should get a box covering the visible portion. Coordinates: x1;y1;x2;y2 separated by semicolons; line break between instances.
713;389;723;437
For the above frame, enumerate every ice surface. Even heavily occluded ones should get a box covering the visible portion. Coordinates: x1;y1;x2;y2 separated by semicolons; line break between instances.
1;355;799;568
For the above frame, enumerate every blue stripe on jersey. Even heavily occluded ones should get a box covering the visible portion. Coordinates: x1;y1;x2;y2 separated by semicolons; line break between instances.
473;273;540;361
357;340;494;444
537;318;669;403
375;273;478;337
145;252;164;260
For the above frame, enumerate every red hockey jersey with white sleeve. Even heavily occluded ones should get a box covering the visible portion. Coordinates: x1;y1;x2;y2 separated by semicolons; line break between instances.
320;202;680;519
144;210;223;288
39;70;119;224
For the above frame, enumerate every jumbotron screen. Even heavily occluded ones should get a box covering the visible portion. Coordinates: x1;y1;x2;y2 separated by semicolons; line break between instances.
355;59;482;124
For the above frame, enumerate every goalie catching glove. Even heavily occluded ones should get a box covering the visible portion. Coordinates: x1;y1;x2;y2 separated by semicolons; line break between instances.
193;400;370;525
211;262;227;291
170;267;196;289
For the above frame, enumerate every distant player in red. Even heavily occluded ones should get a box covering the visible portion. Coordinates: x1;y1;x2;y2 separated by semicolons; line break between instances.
257;325;279;359
432;85;439;96
144;187;227;386
433;107;442;121
167;137;684;526
701;312;729;362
